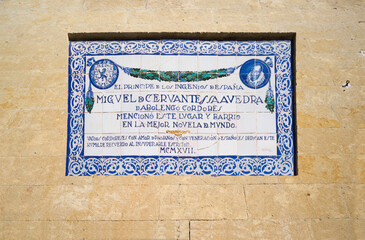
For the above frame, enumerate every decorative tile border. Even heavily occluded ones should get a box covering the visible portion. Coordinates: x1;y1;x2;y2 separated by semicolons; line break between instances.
66;40;294;176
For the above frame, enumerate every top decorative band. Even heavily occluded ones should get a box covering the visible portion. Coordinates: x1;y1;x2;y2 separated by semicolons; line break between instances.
69;40;291;57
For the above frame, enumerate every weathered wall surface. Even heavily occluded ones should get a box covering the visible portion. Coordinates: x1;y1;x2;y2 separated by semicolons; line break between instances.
0;0;364;239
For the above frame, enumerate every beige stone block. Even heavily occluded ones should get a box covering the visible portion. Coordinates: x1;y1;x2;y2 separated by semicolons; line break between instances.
0;71;26;88
159;185;247;219
300;29;363;41
297;106;340;128
296;55;365;87
294;86;306;106
332;105;365;129
72;220;189;240
212;9;262;24
295;53;364;86
0;0;84;11
353;155;365;183
0;129;66;157
190;219;312;240
23;70;68;89
2;23;69;44
0;185;159;220
194;0;261;11
0;55;67;72
84;0;146;10
336;67;365;87
54;11;128;26
41;88;68;110
299;10;363;29
257;0;316;10
298;128;357;155
147;0;197;9
310;219;365;240
90;174;280;186
314;0;364;10
0;220;189;240
0;220;74;240
0;39;68;56
245;184;349;218
207;23;271;33
0;108;17;131
0;156;92;186
8;109;67;131
127;9;213;24
342;184;365;219
255;11;306;26
269;19;353;34
279;154;353;184
0;88;46;110
354;129;365;155
295;86;365;108
0;131;25;157
0;11;59;26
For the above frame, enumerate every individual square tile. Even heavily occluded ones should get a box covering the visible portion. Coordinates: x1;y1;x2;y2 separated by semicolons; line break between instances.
84;112;103;134
102;134;122;157
140;54;160;87
68;56;85;76
218;41;237;56
216;113;238;134
138;133;160;156
236;134;257;156
138;113;159;135
197;134;218;157
198;40;218;55
256;112;276;134
158;132;179;157
141;40;160;55
197;111;218;135
124;40;143;55
236;41;255;56
102;112;121;134
218;134;238;156
276;90;293;114
83;133;102;156
256;133;277;156
236;113;257;134
197;54;218;84
216;92;237;113
277;133;294;156
88;91;106;113
68;74;85;95
275;73;293;92
160;55;179;72
120;91;140;112
68;89;85;114
120;112;140;134
176;110;199;134
179;40;198;55
277;111;293;134
158;111;179;134
120;133;141;156
178;55;198;83
217;55;236;85
160;39;179;55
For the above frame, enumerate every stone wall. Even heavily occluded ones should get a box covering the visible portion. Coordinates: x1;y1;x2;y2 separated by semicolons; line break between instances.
0;0;364;239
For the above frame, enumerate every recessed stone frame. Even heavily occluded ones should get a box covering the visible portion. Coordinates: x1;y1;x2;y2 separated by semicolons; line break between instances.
66;32;297;176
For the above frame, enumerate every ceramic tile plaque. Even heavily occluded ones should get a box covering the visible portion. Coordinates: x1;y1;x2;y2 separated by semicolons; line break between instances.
66;40;294;176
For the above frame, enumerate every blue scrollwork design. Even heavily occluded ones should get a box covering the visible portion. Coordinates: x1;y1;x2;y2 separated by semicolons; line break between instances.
66;40;294;176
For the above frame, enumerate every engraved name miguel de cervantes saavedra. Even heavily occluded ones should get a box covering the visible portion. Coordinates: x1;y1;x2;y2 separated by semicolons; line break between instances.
85;57;275;114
